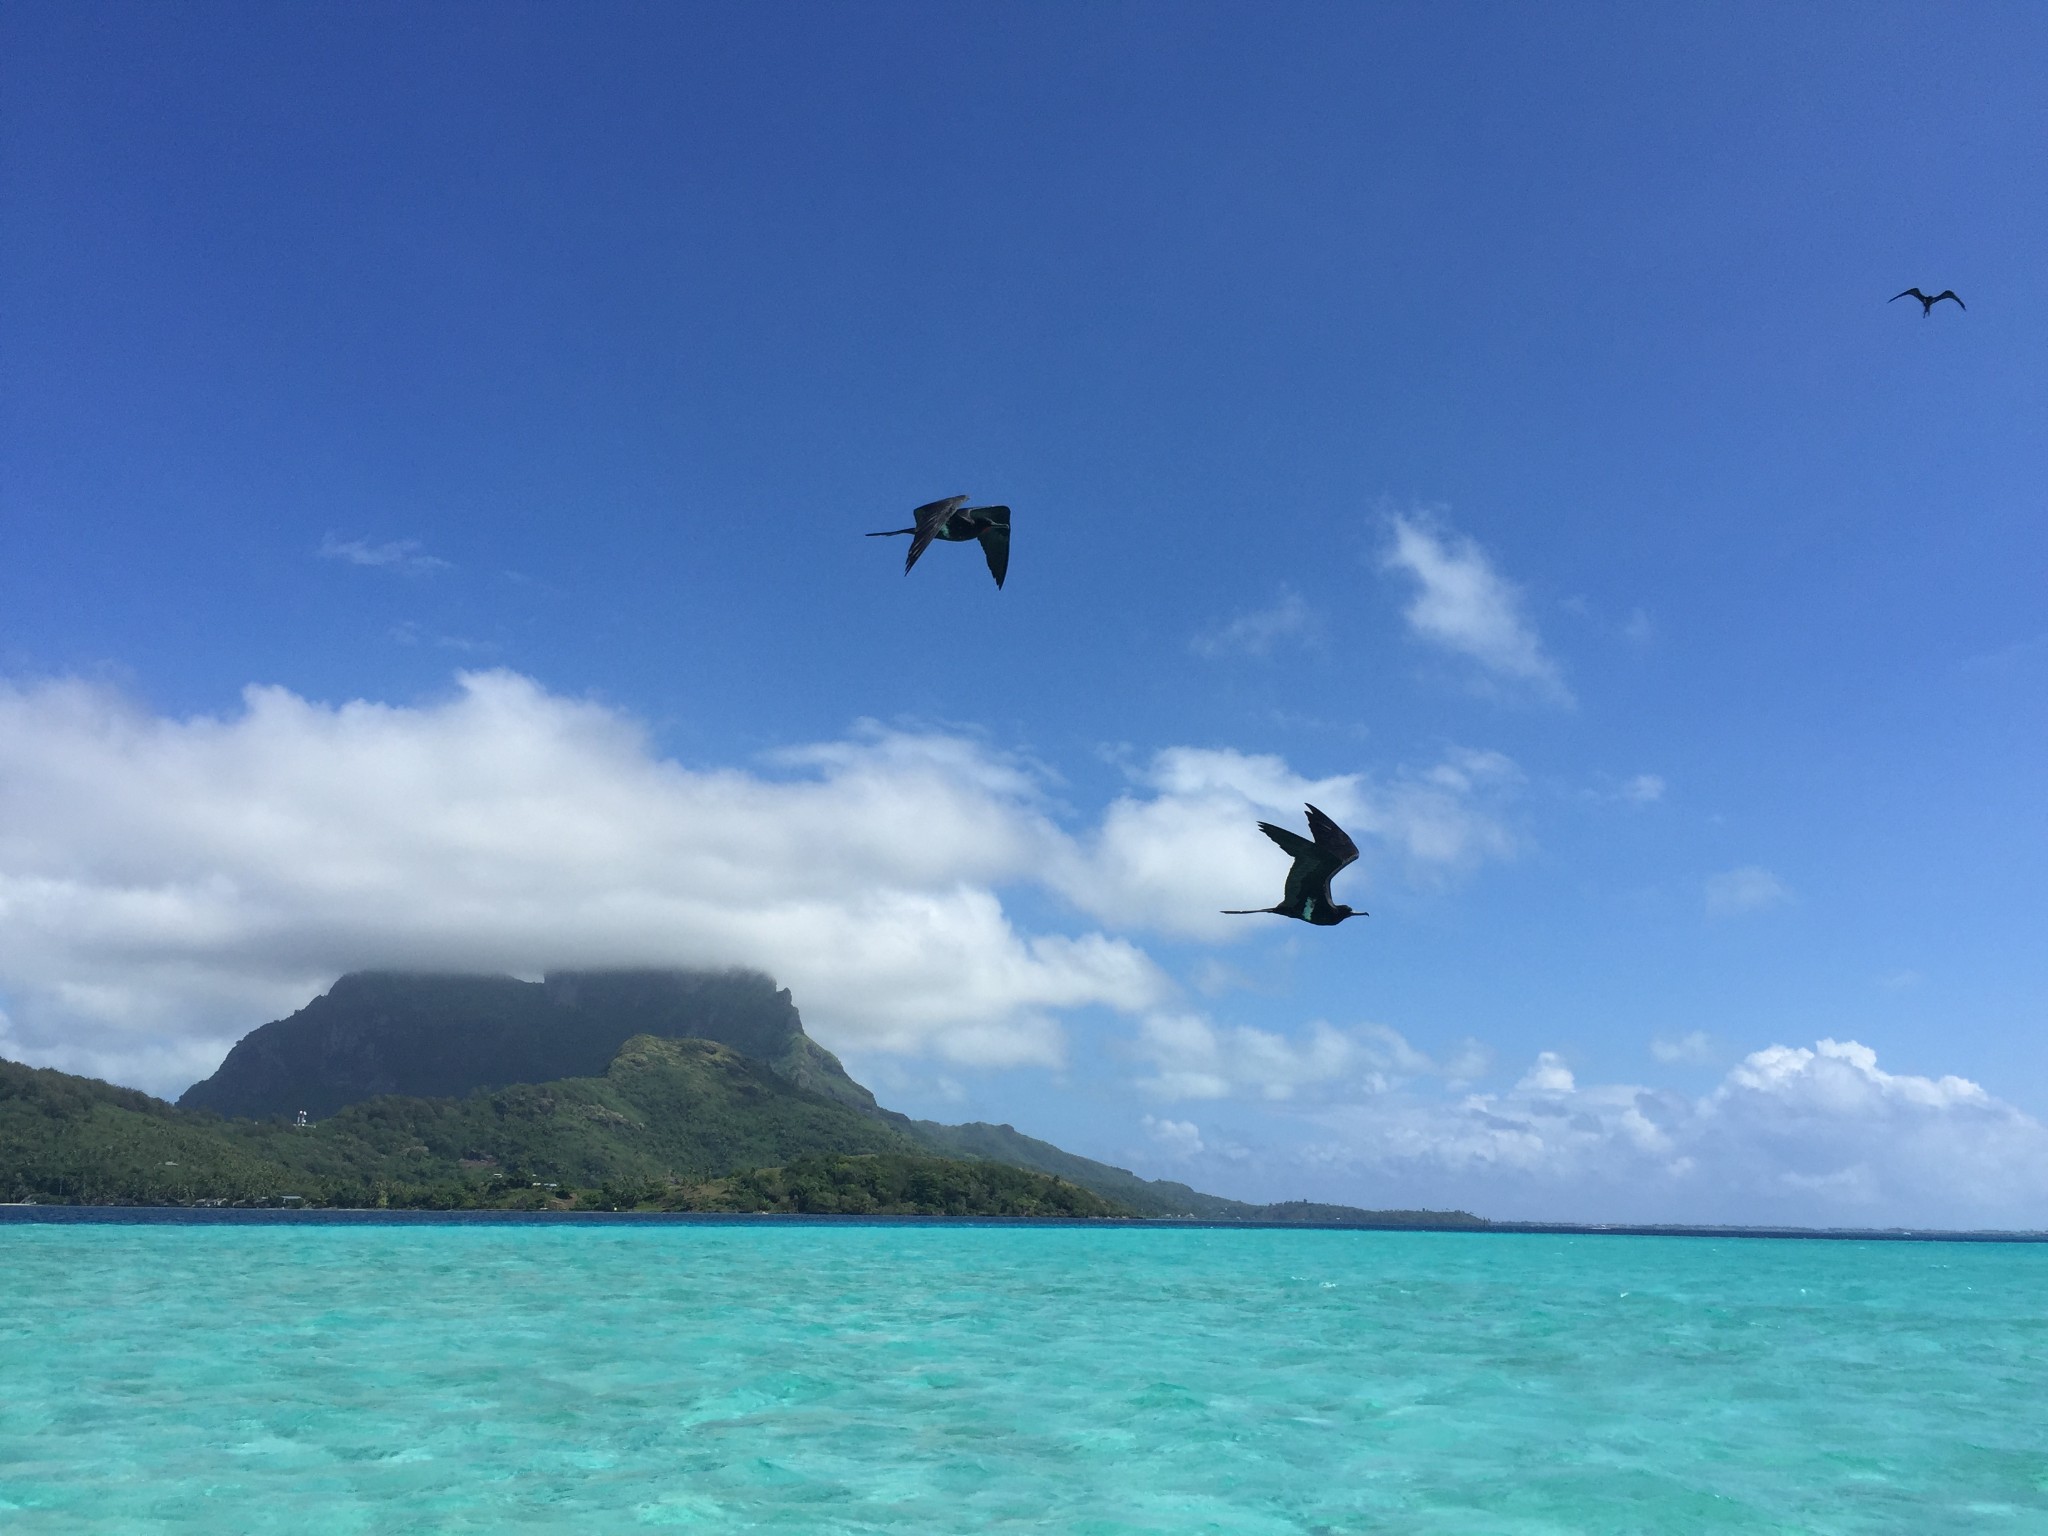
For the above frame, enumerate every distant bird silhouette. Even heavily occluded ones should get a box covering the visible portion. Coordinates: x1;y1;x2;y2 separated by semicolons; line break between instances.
1891;287;1965;316
868;496;1011;588
1222;804;1368;926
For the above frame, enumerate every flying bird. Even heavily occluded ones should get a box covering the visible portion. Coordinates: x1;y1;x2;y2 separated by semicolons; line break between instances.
1891;288;1965;316
868;495;1011;588
1222;804;1368;926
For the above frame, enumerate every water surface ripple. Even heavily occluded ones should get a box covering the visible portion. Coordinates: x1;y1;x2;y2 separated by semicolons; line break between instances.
3;1220;2044;1532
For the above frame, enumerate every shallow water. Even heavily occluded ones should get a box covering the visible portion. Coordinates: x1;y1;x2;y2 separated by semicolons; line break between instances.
3;1217;2044;1532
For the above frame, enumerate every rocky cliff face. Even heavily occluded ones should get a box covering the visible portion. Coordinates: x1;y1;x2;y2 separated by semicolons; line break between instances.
177;968;879;1121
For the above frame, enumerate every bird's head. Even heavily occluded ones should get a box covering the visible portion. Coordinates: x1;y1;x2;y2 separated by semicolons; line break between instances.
1334;905;1369;923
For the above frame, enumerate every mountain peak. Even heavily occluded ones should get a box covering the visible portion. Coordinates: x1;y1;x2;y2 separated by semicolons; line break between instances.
177;967;872;1120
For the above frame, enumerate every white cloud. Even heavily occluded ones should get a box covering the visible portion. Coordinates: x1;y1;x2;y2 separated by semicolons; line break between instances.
1057;744;1519;940
1135;1013;1471;1103
1651;1030;1716;1065
1381;513;1571;704
1142;1115;1205;1160
318;534;451;574
1700;1040;2047;1222
1515;1051;1576;1095
1705;864;1792;917
0;670;1172;1094
1281;1038;2048;1229
1190;588;1317;659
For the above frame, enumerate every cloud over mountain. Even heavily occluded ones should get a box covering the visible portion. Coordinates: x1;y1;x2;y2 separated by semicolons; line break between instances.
0;671;1166;1091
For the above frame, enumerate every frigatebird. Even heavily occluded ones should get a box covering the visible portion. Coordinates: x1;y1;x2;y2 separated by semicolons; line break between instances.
1222;803;1368;926
868;496;1011;588
1891;288;1965;316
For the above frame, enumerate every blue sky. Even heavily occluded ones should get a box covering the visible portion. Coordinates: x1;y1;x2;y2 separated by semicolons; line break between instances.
4;2;2044;1225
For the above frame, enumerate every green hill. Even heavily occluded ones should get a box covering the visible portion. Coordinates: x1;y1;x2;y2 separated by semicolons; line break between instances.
3;1041;1120;1215
2;1055;311;1206
907;1119;1253;1219
5;970;1487;1227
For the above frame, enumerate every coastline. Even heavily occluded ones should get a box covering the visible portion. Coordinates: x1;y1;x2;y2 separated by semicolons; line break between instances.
5;1203;2044;1242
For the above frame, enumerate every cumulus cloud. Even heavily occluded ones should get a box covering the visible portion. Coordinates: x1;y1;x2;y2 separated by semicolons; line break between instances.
0;670;1175;1094
1057;744;1519;940
1381;513;1571;704
1706;865;1792;917
1190;588;1317;659
318;534;451;574
1515;1051;1576;1095
1284;1038;2048;1229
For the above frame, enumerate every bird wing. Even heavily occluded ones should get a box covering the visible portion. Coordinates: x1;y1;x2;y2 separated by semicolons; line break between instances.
903;496;968;574
914;496;970;523
1249;819;1339;915
1890;289;1927;303
1934;290;1965;309
1255;821;1319;861
1303;804;1359;869
974;506;1010;588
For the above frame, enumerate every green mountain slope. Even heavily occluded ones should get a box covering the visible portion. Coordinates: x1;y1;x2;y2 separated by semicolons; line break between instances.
9;970;1485;1226
2;1057;307;1205
5;1042;1121;1215
895;1123;1485;1225
275;1035;919;1193
907;1119;1255;1219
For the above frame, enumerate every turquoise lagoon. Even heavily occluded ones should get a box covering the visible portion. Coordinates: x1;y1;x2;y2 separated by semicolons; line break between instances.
2;1216;2044;1532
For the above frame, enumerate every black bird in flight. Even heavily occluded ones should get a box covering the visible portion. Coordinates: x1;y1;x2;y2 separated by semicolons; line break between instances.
868;495;1011;588
1891;287;1965;316
1222;804;1368;926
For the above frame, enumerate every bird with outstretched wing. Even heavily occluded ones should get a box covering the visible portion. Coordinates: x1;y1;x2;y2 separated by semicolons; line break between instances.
1891;287;1965;316
1223;803;1368;926
868;496;1012;588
